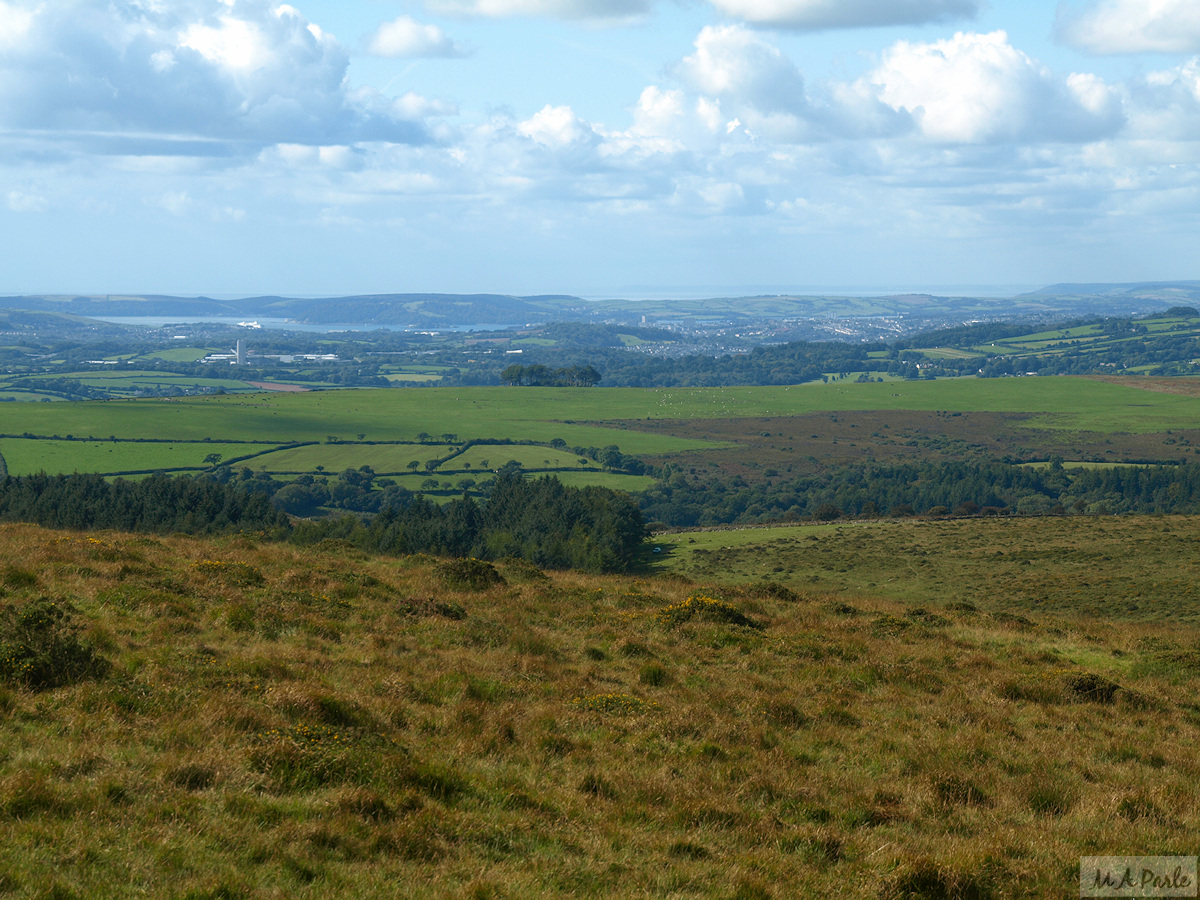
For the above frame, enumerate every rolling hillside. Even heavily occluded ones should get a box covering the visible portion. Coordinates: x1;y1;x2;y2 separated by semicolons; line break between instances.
0;519;1197;897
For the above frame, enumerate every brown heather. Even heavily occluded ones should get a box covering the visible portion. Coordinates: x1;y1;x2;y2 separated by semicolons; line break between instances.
0;520;1197;897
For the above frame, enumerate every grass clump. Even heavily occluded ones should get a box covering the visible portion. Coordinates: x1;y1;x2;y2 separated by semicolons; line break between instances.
1062;671;1121;703
0;598;109;689
191;559;264;586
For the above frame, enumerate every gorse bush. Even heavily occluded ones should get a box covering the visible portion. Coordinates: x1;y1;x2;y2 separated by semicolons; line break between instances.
0;598;110;689
657;593;762;629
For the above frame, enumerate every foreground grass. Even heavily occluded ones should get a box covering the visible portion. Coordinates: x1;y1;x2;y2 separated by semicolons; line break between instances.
0;521;1198;897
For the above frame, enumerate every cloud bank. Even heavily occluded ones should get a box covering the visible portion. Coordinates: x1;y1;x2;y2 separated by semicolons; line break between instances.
425;0;651;22
1056;0;1200;54
0;0;431;153
709;0;981;30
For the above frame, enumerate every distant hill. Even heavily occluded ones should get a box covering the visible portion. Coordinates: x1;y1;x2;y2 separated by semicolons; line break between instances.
243;293;584;327
1;284;1197;330
1022;281;1200;300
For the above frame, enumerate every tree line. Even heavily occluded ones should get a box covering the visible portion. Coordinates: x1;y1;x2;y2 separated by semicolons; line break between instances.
639;459;1200;527
0;471;647;573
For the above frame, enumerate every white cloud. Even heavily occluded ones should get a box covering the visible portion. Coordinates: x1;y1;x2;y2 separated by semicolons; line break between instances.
426;0;650;21
0;1;34;51
518;105;596;147
864;31;1124;143
709;0;980;30
7;190;46;213
1056;0;1200;54
672;25;815;141
367;16;467;58
0;0;432;154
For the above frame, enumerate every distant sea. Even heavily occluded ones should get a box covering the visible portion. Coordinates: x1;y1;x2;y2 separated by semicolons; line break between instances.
91;317;511;333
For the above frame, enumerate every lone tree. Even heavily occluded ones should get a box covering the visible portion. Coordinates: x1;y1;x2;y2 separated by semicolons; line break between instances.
203;453;223;466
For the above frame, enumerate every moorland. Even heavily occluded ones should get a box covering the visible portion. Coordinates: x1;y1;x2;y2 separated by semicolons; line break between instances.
1;519;1199;898
2;290;1200;896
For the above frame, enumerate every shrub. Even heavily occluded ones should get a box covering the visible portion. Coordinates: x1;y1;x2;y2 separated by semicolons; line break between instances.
1062;672;1120;704
0;598;110;690
434;558;505;591
658;594;763;630
750;581;798;602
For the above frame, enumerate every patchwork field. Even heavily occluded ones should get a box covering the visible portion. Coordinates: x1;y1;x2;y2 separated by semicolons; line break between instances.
0;520;1198;897
1;377;1199;485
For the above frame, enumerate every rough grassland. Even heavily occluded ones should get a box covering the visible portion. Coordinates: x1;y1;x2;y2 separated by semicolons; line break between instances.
0;521;1198;897
654;516;1200;623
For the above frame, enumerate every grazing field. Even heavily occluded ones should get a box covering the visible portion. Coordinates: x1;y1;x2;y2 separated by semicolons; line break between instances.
139;348;215;363
1;377;1199;482
249;444;444;474
0;439;265;476
0;520;1198;897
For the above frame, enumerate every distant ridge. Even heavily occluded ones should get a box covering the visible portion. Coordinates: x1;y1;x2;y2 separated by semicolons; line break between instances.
1022;281;1200;298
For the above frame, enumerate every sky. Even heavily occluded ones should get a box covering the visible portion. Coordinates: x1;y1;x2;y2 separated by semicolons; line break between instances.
1;0;1199;298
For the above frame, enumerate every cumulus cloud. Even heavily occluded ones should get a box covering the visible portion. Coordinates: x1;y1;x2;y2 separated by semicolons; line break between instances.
1056;0;1200;54
367;16;467;58
710;0;980;30
671;25;815;141
864;31;1124;143
425;0;650;22
0;0;430;154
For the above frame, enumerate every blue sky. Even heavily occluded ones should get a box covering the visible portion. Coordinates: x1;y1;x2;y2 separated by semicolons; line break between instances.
1;0;1199;297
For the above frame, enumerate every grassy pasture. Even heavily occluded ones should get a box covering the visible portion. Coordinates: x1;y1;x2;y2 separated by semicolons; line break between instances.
249;444;445;474
0;522;1199;896
452;446;601;471
138;348;214;362
0;378;1198;480
546;471;658;491
383;373;441;383
0;389;728;452
653;515;1200;623
0;439;265;476
0;393;61;402
21;371;254;392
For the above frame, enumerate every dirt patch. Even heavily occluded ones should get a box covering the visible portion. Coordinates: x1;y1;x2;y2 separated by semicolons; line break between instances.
1090;376;1200;397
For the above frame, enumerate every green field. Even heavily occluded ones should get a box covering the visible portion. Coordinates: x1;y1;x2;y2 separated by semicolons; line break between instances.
383;373;441;383
0;440;266;476
250;443;442;474
1;377;1198;479
139;347;214;362
453;446;601;471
